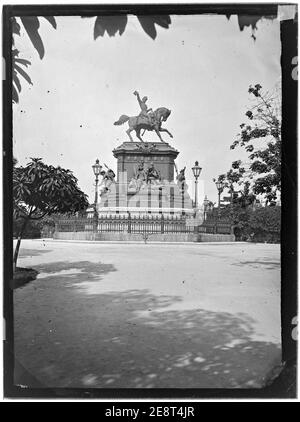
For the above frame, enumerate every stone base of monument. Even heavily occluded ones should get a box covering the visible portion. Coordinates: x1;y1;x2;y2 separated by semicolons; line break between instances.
96;232;198;242
54;231;235;243
96;180;194;218
197;233;236;242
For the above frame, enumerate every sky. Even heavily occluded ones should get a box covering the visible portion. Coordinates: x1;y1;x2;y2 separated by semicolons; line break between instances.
13;14;281;204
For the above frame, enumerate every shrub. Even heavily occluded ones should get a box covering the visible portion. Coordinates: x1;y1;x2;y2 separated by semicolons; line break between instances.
249;205;281;243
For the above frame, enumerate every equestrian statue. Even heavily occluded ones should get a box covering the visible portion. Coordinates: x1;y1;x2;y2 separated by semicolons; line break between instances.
114;91;173;143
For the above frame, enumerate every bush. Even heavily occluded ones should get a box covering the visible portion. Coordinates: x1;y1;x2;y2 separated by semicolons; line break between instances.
12;267;39;289
249;206;281;243
13;218;41;239
218;204;281;243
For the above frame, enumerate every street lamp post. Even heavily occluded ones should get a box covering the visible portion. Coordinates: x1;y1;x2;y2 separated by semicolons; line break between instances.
214;179;225;215
229;184;234;235
92;158;102;231
192;161;202;209
92;158;102;206
213;178;225;234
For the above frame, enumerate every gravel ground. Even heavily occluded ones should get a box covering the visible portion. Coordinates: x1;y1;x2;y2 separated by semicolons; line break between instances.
13;239;281;389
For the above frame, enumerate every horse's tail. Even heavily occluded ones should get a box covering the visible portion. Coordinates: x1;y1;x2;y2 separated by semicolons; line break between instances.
114;115;130;125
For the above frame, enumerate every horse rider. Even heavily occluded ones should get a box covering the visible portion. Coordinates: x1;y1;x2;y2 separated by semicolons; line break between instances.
133;91;156;126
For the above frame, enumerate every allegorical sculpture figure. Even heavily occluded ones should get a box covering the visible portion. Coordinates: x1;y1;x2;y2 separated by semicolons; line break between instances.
128;160;161;192
175;164;186;188
134;160;147;191
128;160;147;193
146;162;161;185
135;160;146;181
114;91;173;143
99;164;116;195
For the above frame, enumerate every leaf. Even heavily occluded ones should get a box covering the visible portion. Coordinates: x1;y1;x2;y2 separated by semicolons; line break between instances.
152;15;171;29
93;17;105;38
43;16;57;29
13;71;21;92
12;50;31;101
237;15;261;31
20;16;45;59
14;63;33;85
137;15;171;39
12;85;19;103
12;17;21;35
94;15;128;39
137;16;157;39
15;57;31;67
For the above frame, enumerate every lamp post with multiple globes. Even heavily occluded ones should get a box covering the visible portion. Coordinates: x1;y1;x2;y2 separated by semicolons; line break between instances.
92;158;102;230
214;179;225;217
191;161;202;209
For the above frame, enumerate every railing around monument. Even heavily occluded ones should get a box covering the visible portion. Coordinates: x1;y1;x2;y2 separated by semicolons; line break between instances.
55;214;232;235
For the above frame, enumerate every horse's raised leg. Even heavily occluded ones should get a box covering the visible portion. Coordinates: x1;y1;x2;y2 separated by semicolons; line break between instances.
159;127;173;138
135;128;144;143
126;127;134;142
154;128;166;143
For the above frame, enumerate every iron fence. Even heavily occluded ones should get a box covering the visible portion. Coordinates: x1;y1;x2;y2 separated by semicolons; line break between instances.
56;214;232;235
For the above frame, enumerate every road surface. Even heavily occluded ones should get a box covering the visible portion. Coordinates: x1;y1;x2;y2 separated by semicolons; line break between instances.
14;239;281;389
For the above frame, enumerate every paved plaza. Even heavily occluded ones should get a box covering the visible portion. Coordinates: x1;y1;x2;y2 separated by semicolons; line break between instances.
14;239;281;389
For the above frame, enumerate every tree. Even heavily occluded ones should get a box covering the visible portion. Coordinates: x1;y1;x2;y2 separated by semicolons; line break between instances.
217;196;280;242
13;158;89;269
249;206;281;242
216;83;281;205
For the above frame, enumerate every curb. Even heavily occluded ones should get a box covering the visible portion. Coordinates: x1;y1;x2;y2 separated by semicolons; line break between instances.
25;239;250;246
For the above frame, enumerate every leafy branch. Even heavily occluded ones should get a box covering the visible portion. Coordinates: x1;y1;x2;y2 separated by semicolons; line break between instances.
217;84;281;205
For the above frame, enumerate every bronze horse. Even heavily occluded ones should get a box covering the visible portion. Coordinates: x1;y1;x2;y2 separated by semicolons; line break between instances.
114;107;173;142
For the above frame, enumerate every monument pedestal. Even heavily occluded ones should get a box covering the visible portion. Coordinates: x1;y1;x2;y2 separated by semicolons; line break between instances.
113;141;179;182
96;141;194;218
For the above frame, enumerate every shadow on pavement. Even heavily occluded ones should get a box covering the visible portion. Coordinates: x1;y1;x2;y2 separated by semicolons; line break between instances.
231;259;280;270
19;248;53;258
32;260;117;284
14;260;282;390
